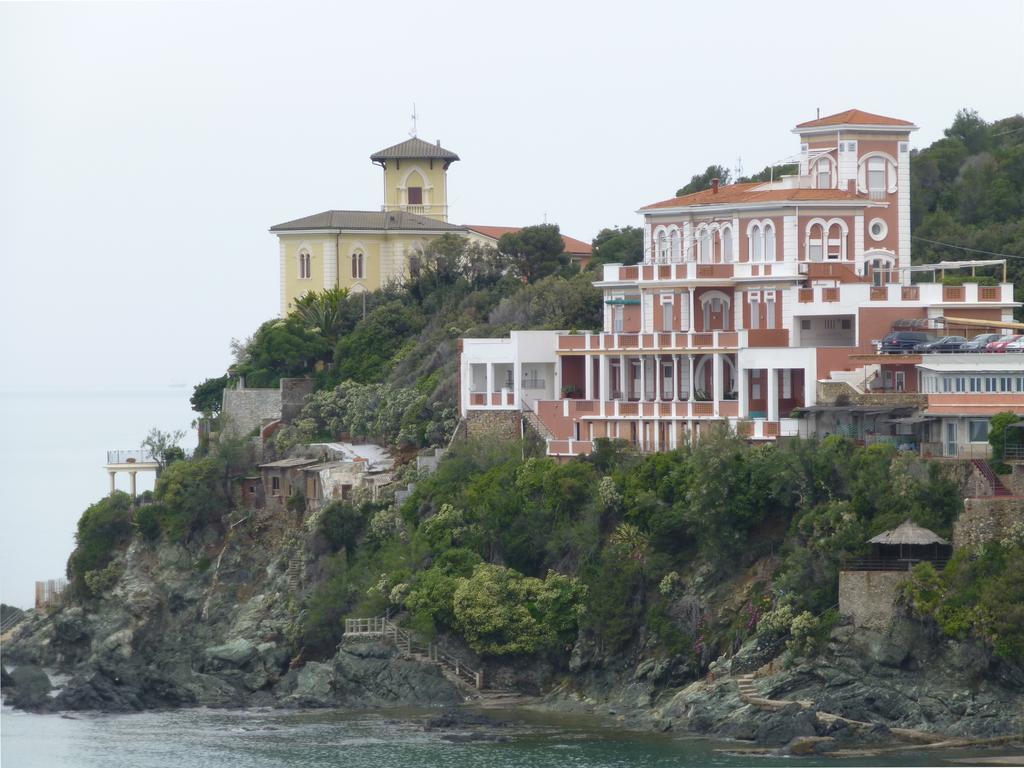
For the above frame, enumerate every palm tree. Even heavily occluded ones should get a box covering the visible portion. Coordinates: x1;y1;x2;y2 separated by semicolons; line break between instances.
291;287;350;345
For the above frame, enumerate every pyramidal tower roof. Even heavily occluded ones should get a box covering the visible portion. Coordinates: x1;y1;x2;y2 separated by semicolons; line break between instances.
370;136;460;163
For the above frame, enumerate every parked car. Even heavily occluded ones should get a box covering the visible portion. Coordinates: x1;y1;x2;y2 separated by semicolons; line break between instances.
985;334;1022;353
1004;337;1024;353
959;333;1004;352
912;335;966;353
879;331;933;354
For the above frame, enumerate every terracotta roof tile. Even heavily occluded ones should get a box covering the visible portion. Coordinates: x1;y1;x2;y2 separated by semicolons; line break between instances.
270;210;465;232
795;109;914;129
641;183;868;211
464;225;592;255
370;137;460;162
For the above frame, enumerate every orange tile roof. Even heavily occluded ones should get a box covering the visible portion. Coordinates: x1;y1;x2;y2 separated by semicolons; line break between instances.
641;183;868;211
464;224;592;255
795;109;914;129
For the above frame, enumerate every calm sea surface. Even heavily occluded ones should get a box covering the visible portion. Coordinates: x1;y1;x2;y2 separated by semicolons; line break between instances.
0;387;197;608
2;705;1007;768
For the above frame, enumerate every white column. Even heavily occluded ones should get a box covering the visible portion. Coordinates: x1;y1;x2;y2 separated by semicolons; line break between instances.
654;355;661;401
739;368;749;418
486;363;494;402
639;356;647;401
129;470;138;498
767;368;779;422
109;470;116;496
599;356;610;407
688;355;695;402
585;354;594;400
688;290;696;335
513;360;522;409
619;354;626;399
713;352;723;416
672;355;679;401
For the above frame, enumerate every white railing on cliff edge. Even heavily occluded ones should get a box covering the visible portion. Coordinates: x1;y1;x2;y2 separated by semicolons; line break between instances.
344;616;484;690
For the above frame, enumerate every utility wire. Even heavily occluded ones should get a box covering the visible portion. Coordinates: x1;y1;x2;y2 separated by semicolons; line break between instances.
912;236;1024;261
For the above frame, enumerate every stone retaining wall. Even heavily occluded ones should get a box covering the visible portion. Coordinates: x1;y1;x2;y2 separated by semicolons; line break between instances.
465;410;521;441
953;497;1024;549
838;570;911;630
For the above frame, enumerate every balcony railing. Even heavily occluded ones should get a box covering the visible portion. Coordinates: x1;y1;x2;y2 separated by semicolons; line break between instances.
106;450;156;464
556;330;746;353
841;557;948;572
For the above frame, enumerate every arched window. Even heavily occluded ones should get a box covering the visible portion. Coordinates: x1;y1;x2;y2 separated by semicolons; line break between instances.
815;156;833;189
351;251;365;279
669;229;680;262
807;223;824;262
764;222;776;262
657;231;669;262
298;250;311;280
721;226;733;263
750;224;763;263
826;222;844;261
700;228;713;263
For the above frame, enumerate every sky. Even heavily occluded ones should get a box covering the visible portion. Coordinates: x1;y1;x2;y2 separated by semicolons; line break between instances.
0;1;1022;604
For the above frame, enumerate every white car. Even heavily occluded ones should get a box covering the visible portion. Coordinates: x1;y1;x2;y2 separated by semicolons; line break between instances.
1004;337;1024;353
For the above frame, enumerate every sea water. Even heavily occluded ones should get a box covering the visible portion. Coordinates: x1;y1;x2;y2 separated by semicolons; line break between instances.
1;705;1002;768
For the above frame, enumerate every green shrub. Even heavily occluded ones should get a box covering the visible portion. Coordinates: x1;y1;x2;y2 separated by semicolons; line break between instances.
319;501;367;554
301;552;355;653
154;458;227;542
83;560;123;595
67;492;134;598
134;503;164;541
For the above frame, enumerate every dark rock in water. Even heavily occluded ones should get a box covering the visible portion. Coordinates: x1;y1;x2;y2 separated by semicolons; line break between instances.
423;709;507;730
441;732;511;743
782;736;836;756
754;703;818;746
51;665;197;713
331;643;462;708
9;665;53;710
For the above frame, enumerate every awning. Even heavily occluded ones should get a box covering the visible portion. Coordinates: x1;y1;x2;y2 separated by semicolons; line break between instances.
604;298;641;305
883;414;936;425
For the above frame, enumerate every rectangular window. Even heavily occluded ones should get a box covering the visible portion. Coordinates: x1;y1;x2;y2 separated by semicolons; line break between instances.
986;377;997;393
765;291;776;330
970;377;982;393
808;240;823;262
956;377;966;393
1001;377;1012;392
801;319;811;330
407;186;423;205
868;157;886;191
841;319;851;330
943;377;951;393
613;305;624;332
271;476;280;496
969;420;990;443
749;299;760;330
782;369;792;399
661;298;673;331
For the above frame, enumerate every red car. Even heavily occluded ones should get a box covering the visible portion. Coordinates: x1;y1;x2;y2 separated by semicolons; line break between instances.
984;334;1022;353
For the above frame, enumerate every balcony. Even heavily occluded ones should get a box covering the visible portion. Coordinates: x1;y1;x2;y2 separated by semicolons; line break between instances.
467;389;516;408
735;418;800;440
603;261;800;283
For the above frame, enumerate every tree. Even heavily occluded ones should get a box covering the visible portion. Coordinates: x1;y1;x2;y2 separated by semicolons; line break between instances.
291;286;351;346
234;317;331;386
190;375;227;416
589;226;643;269
154;457;228;541
738;163;798;183
67;492;134;598
676;165;731;196
989;411;1022;467
497;224;568;283
142;427;187;475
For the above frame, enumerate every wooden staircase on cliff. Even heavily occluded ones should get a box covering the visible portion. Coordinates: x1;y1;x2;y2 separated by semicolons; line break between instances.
344;616;486;692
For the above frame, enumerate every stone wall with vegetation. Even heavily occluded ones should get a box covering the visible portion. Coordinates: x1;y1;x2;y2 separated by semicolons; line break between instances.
954;497;1024;549
221;386;281;437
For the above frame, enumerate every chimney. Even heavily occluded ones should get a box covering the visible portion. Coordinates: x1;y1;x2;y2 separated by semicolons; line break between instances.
711;178;719;194
847;179;856;194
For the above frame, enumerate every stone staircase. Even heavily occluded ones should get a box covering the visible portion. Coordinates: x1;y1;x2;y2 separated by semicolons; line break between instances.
735;673;759;703
287;555;303;590
521;402;554;442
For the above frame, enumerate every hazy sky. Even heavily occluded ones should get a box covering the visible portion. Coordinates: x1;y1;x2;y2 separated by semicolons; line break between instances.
2;0;1022;391
0;2;1022;605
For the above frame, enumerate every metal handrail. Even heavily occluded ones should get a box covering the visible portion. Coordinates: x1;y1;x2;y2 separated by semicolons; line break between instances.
841;557;949;572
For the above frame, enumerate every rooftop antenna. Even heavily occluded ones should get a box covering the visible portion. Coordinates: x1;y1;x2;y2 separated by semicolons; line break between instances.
734;155;743;181
543;210;548;224
816;107;820;119
409;103;418;138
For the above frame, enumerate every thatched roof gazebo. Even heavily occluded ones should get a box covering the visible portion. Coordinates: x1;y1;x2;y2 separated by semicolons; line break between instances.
864;520;952;569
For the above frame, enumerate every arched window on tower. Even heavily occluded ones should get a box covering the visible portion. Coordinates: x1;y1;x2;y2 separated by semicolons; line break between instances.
298;250;311;279
658;231;669;262
669;229;680;262
721;226;733;263
826;222;844;260
351;251;365;279
700;228;713;263
750;224;763;263
764;222;776;262
815;156;833;189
